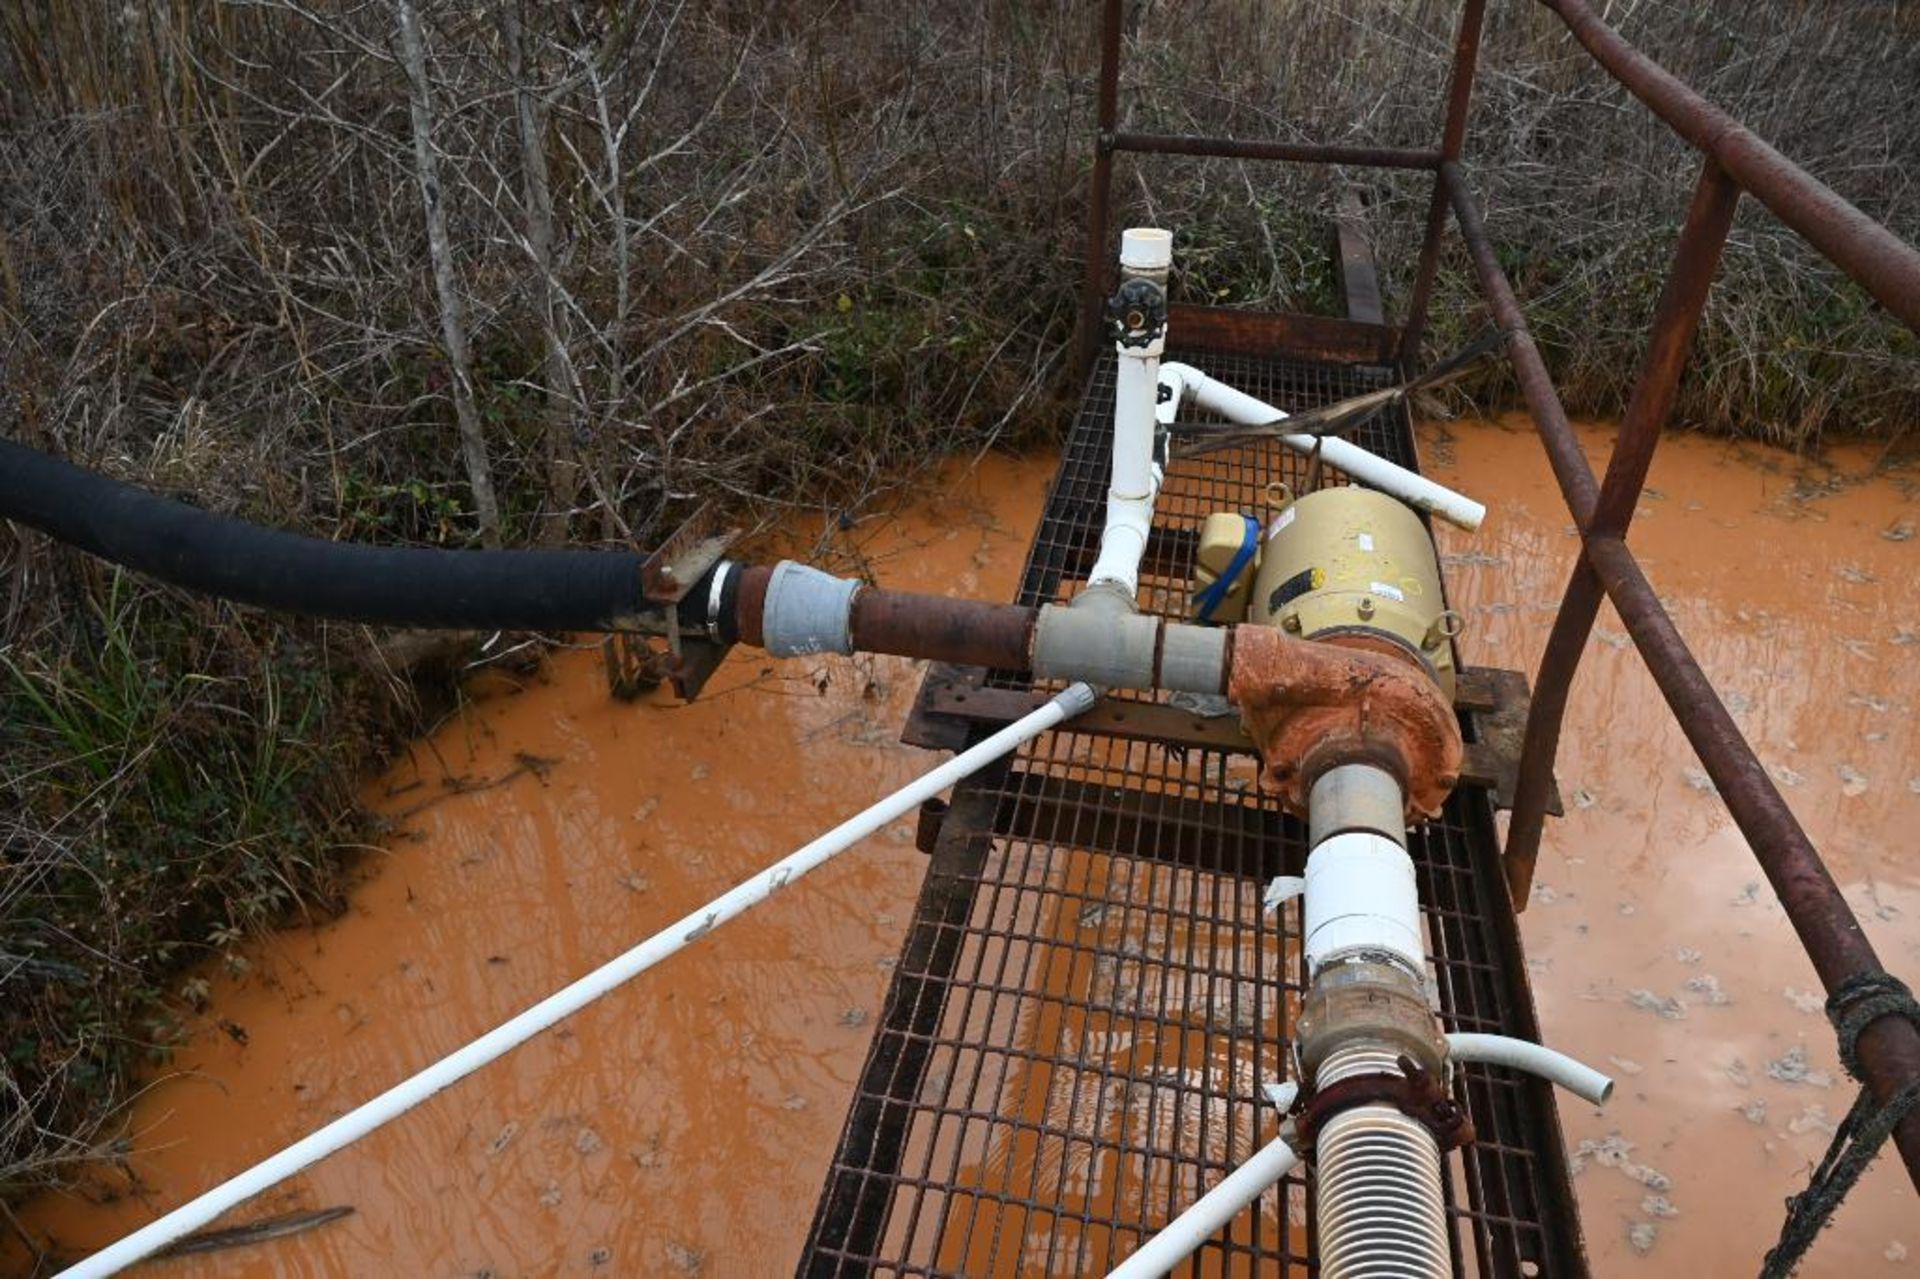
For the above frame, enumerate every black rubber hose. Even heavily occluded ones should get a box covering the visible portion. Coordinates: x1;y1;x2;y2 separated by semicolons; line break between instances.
0;439;662;632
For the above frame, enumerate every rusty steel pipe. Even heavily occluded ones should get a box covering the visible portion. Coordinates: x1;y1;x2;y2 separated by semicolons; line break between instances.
730;566;1037;671
1539;0;1920;334
1075;0;1124;379
1583;535;1920;1190
848;589;1035;670
1588;159;1741;537
1108;132;1441;172
1506;158;1741;901
1442;162;1600;523
1400;0;1487;366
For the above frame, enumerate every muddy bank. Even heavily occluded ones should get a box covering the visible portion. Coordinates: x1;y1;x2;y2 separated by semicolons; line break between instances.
14;421;1919;1275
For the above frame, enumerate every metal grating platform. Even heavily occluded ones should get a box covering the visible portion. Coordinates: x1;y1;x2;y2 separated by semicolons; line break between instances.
801;346;1584;1277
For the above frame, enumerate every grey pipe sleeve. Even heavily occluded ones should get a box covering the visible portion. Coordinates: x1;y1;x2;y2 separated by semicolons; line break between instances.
1029;605;1228;694
1031;605;1159;690
761;561;860;656
1159;623;1228;695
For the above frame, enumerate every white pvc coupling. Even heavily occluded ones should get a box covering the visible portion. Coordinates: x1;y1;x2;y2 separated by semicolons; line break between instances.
1120;226;1173;274
1302;830;1424;977
1086;490;1156;599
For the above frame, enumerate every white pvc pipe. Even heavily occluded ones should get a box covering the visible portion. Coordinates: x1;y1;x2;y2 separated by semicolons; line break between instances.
1086;486;1157;599
1302;830;1424;977
1086;229;1171;601
1087;352;1162;596
1157;362;1487;531
1110;319;1161;503
1446;1032;1615;1107
1106;1133;1300;1279
62;682;1098;1279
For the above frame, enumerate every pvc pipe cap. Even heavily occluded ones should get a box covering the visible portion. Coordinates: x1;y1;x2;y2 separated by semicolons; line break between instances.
1121;227;1173;270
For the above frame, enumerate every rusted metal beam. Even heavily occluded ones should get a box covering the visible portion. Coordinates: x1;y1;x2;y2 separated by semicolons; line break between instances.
1332;190;1385;326
1401;0;1488;367
912;668;1541;811
1467;666;1564;816
923;681;1253;753
1539;0;1920;334
1075;0;1124;379
1166;303;1399;364
802;784;1001;1270
1583;534;1920;1190
1505;158;1740;901
1109;131;1440;172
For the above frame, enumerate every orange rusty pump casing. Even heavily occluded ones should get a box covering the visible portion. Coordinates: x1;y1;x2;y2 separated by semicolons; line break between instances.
1218;487;1465;821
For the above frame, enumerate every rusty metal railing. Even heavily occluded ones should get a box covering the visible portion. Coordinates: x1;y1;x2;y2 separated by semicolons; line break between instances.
1076;0;1920;1196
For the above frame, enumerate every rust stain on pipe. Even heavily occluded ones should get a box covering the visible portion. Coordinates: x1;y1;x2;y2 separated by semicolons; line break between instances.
1229;625;1462;821
732;566;1034;670
733;564;772;647
849;589;1035;670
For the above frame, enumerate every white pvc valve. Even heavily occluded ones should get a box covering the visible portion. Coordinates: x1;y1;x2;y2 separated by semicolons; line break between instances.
1302;830;1424;976
1120;227;1173;273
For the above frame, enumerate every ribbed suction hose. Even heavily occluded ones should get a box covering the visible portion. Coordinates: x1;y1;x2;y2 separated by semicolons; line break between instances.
1314;1045;1449;1279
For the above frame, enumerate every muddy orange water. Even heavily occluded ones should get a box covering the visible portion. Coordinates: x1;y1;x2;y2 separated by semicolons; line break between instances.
14;424;1920;1276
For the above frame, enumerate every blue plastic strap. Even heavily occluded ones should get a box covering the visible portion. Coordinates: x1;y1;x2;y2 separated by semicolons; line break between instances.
1194;514;1260;622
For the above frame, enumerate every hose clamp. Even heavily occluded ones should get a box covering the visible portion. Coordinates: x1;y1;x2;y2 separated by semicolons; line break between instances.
1291;1055;1474;1156
705;561;736;640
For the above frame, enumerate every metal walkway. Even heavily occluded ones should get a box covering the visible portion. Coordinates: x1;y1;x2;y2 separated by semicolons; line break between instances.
800;346;1583;1277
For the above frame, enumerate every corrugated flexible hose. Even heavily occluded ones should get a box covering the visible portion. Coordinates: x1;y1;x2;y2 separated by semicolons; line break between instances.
1314;1045;1450;1278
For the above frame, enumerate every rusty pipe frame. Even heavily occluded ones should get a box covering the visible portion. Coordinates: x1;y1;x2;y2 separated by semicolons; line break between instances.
1074;0;1124;380
1441;164;1920;1194
1399;0;1487;368
1504;157;1741;900
1108;132;1440;171
1538;0;1920;334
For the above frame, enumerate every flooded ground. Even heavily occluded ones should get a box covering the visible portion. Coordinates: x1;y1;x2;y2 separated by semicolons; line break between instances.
1422;415;1918;1275
13;420;1919;1275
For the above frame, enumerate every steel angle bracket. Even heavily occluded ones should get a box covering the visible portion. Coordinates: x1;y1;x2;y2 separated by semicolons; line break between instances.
603;502;742;702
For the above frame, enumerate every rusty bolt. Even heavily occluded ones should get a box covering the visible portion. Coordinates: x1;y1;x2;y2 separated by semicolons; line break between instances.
1358;597;1376;621
659;565;679;584
1282;613;1303;633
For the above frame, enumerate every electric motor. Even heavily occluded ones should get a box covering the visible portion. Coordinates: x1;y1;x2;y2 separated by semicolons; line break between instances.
1248;486;1459;698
